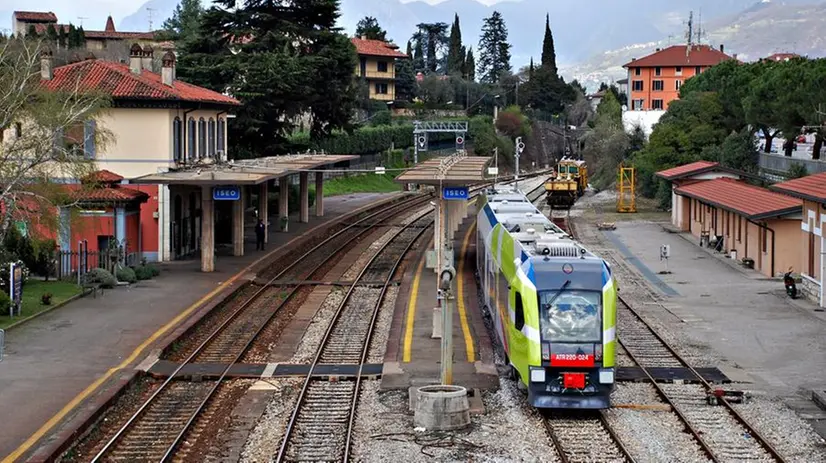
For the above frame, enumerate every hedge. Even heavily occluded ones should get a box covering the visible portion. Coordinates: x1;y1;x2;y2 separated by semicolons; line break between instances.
288;123;456;155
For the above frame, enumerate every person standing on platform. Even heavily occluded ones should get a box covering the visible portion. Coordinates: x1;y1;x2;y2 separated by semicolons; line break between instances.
255;219;266;251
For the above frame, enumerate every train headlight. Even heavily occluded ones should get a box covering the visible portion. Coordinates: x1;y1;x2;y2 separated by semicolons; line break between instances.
530;368;546;383
541;343;550;361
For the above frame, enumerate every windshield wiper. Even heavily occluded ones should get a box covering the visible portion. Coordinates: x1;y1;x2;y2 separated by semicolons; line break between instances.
544;279;571;310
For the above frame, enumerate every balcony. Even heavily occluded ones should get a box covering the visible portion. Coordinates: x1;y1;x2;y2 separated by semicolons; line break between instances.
359;70;395;80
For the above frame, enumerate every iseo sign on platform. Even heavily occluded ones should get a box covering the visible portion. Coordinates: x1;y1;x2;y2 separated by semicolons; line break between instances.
442;187;469;201
213;186;241;201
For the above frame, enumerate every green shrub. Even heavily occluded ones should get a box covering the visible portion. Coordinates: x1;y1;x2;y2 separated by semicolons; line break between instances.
287;123;455;155
134;265;153;281
0;292;10;316
84;268;117;289
148;264;160;277
116;267;137;284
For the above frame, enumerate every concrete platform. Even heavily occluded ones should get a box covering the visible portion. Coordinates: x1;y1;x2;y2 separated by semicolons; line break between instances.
381;204;499;391
0;192;400;462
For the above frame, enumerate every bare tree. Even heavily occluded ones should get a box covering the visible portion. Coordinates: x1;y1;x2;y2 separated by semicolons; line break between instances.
0;38;113;241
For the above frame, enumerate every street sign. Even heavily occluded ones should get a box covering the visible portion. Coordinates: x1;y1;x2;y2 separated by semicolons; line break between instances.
416;133;428;151
442;186;469;201
455;134;465;150
213;186;241;201
9;263;22;317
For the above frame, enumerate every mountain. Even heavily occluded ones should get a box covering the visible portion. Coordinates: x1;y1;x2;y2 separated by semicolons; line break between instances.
563;1;826;91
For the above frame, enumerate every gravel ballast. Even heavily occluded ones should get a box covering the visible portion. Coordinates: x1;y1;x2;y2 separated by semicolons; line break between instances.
239;378;302;462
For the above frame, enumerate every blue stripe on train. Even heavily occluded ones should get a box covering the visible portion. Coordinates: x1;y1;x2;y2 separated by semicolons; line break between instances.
483;204;498;228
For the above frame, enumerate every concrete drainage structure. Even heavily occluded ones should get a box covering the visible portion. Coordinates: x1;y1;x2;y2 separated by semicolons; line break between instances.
413;385;471;431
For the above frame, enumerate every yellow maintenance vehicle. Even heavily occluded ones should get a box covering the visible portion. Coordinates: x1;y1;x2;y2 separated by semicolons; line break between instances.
545;158;588;209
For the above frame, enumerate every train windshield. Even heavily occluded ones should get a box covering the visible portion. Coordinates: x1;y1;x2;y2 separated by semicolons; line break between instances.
538;290;601;343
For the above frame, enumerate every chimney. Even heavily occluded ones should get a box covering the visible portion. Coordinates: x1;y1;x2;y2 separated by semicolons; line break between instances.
40;49;53;80
720;44;725;53
161;51;176;86
361;35;367;40
129;43;142;74
141;45;154;72
655;48;660;52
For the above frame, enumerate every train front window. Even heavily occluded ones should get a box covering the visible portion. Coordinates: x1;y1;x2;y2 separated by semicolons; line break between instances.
538;290;601;343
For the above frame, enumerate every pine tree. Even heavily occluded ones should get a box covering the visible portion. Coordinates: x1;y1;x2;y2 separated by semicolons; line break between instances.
477;11;511;84
45;24;59;46
185;0;358;153
161;0;204;43
406;40;413;57
447;14;464;76
412;38;425;73
465;47;475;82
541;14;558;76
412;23;448;74
395;57;416;102
58;27;67;49
355;16;387;41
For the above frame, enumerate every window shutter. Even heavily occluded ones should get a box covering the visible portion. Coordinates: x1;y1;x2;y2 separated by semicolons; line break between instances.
83;120;96;159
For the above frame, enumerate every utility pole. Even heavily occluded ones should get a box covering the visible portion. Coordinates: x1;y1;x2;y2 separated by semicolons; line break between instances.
147;7;156;31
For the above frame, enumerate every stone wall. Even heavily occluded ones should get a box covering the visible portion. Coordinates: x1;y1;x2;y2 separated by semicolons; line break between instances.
800;274;821;305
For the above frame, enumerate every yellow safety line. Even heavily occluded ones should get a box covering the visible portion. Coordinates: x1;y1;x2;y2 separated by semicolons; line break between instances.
402;250;427;363
457;223;476;362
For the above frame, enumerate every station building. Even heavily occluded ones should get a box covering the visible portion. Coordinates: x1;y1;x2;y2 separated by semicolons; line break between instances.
38;44;240;262
657;162;803;278
771;172;826;307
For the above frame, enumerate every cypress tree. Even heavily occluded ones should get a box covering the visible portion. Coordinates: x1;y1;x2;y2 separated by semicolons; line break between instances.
45;24;59;46
465;47;475;82
541;14;558;76
447;14;464;76
406;40;413;57
412;38;425;73
67;24;78;48
26;24;39;39
58;27;67;49
477;11;511;84
77;26;87;48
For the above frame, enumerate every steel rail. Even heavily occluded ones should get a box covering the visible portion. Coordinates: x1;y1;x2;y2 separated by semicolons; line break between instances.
276;208;434;463
617;296;787;463
91;194;430;462
543;411;637;463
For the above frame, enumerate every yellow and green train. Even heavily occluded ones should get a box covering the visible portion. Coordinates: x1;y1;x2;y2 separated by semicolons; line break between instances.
476;186;617;409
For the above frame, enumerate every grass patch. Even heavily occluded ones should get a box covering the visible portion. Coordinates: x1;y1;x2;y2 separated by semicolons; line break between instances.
318;174;402;197
0;280;82;330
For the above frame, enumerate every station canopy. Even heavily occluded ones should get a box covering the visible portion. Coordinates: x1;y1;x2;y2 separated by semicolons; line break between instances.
395;155;493;186
129;154;359;186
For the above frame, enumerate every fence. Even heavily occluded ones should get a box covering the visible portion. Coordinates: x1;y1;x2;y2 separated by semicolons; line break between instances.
759;152;826;178
54;241;139;282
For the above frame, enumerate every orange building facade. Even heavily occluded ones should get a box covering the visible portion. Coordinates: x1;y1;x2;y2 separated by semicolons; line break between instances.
624;45;732;111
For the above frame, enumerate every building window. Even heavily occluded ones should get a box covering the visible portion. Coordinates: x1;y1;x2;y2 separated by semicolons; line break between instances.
655;66;662;76
377;61;388;73
675;80;683;91
173;117;183;162
653;80;664;91
652;99;664;110
83;120;96;159
198;117;206;159
217;118;226;157
376;83;388;95
634;67;641;76
188;118;196;161
632;99;644;110
695;66;702;74
675;66;682;76
208;118;216;157
632;80;643;91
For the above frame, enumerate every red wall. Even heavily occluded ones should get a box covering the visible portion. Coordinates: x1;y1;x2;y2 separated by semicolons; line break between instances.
127;212;140;254
132;184;160;254
72;212;115;251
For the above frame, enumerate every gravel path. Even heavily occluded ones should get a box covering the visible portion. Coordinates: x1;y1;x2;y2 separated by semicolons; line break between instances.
733;396;826;463
289;288;345;364
239;378;302;463
341;227;400;281
367;285;398;363
352;379;559;463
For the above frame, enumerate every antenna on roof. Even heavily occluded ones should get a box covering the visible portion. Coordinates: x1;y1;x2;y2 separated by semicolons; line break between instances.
696;9;705;45
147;7;156;31
77;16;88;27
685;11;694;58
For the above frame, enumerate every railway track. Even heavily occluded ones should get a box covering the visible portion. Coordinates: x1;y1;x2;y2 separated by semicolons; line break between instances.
276;211;433;463
87;195;433;463
544;411;635;463
541;199;785;463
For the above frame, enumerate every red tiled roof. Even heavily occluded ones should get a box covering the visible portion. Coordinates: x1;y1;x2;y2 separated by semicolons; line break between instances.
655;161;720;180
62;184;149;203
770;172;826;203
42;59;240;106
14;11;57;22
33;23;68;34
676;178;801;220
351;38;407;58
84;30;156;40
624;45;732;68
765;53;800;62
83;170;124;184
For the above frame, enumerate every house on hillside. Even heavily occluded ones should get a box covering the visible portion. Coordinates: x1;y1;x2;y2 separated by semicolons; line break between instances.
622;44;733;138
13;11;166;52
37;44;240;262
351;37;408;102
763;53;801;62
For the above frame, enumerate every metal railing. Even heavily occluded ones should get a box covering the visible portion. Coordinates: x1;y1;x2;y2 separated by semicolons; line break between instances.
54;241;137;282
